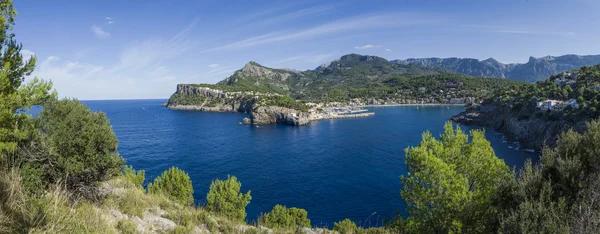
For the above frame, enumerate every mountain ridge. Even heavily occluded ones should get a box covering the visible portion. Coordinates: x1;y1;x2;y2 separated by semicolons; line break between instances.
392;54;600;82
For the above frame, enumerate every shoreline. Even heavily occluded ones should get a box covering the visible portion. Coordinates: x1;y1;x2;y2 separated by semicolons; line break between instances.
361;103;467;108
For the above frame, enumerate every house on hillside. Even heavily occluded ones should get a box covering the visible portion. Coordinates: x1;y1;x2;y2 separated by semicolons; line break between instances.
537;100;562;111
536;99;579;111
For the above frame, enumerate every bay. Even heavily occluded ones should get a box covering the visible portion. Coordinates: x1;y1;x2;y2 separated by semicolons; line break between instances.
82;99;537;227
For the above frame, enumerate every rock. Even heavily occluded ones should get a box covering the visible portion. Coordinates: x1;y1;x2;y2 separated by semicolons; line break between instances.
142;211;177;232
452;104;588;151
250;106;310;126
242;117;251;125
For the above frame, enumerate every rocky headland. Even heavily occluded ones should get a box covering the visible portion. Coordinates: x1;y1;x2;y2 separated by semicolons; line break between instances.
452;104;588;151
167;84;376;126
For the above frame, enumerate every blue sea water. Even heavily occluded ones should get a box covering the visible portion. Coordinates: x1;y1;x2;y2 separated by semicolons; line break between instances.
82;99;538;227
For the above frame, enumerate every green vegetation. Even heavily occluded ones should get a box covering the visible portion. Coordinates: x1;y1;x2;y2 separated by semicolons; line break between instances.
206;175;252;222
169;54;525;111
259;204;311;229
399;122;510;233
334;218;358;234
148;166;194;206
4;1;600;233
487;64;600;121
35;98;124;195
168;93;206;106
122;165;145;188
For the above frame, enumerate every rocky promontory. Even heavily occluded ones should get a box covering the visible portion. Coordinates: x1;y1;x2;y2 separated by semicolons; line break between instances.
452;104;587;151
167;84;375;126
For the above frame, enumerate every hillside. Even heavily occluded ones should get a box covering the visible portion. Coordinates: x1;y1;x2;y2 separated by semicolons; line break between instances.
393;54;600;82
452;64;600;150
169;54;524;107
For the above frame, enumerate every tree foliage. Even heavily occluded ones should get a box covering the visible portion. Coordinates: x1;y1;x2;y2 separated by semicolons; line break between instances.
333;218;358;234
206;175;251;222
259;204;311;229
122;165;145;189
33;98;124;194
400;122;510;233
148;166;194;206
496;119;600;233
0;0;54;156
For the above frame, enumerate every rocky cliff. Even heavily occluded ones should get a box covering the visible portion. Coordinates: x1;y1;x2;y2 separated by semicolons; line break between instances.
452;105;587;151
393;54;600;82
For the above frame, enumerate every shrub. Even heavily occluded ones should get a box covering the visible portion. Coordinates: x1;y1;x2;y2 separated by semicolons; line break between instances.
148;167;194;206
35;98;124;195
260;204;311;229
117;219;138;234
206;175;251;222
123;165;145;189
334;219;358;234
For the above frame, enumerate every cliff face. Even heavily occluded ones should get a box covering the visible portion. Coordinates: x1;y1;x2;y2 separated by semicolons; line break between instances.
250;106;311;125
452;105;588;151
167;84;315;125
167;84;255;113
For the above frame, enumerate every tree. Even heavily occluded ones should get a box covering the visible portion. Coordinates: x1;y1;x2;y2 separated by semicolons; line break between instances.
259;204;311;229
147;166;194;206
122;165;145;189
333;219;357;234
497;120;600;233
34;98;123;195
400;122;510;233
0;0;54;156
206;175;251;222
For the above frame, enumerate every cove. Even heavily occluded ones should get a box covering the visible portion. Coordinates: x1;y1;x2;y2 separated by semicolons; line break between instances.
83;99;537;227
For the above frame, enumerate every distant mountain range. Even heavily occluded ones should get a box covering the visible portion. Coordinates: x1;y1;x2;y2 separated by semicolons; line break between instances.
392;54;600;82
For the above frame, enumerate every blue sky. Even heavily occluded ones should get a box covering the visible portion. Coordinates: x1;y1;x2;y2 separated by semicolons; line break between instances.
14;0;600;100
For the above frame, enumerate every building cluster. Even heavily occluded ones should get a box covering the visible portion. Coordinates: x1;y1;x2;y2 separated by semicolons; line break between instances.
536;99;579;111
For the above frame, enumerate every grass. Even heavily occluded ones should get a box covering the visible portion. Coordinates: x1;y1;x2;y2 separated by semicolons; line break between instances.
1;167;399;233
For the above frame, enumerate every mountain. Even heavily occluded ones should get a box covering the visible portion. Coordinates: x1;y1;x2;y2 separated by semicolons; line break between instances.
392;54;600;82
167;54;525;125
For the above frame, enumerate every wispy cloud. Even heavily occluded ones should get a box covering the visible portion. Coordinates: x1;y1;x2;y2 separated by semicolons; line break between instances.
385;48;392;52
271;53;333;65
106;17;114;24
465;25;582;39
91;25;110;38
21;49;35;59
252;5;334;25
208;64;219;68
205;13;437;52
34;20;201;99
354;44;381;49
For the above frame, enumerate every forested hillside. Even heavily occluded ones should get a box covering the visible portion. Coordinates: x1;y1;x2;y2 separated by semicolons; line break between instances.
170;54;525;107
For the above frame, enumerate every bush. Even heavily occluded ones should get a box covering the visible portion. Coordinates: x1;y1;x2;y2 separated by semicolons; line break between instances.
34;98;124;196
334;219;358;234
148;167;194;206
123;165;145;189
206;175;251;222
260;204;311;229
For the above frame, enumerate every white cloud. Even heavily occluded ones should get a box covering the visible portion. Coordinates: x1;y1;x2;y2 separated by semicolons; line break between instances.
21;49;35;59
32;21;200;100
91;25;110;38
106;17;114;24
205;13;437;52
353;44;381;49
208;64;219;68
385;48;392;52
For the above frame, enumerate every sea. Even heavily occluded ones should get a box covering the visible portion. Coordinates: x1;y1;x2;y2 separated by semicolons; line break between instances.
82;99;538;227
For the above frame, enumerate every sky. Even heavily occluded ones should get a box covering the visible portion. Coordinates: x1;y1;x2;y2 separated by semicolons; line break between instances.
13;0;600;100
